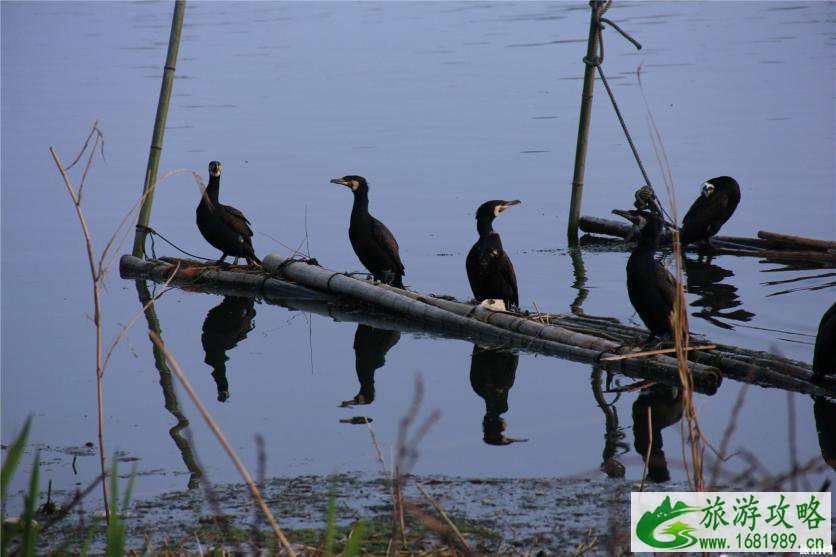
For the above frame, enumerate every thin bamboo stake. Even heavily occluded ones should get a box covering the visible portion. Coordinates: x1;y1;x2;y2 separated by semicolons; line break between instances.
132;0;186;257
149;331;297;557
600;344;715;361
567;0;605;244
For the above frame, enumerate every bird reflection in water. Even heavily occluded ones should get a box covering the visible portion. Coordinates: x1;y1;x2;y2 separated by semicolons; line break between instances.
341;324;401;407
683;255;754;330
470;345;528;446
201;296;256;402
632;384;683;483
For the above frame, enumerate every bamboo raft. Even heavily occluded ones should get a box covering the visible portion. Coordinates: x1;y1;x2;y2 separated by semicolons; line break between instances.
579;216;836;264
119;254;835;399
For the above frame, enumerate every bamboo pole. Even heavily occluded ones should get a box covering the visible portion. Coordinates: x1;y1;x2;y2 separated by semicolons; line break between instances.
119;255;836;397
567;0;604;244
132;0;186;257
757;230;836;252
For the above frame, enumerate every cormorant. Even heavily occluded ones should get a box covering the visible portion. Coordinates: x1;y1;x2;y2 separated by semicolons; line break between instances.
330;175;405;288
466;200;521;309
680;176;741;247
470;345;526;446
813;302;836;382
341;324;401;407
201;296;256;402
196;161;261;266
613;209;677;344
632;384;683;483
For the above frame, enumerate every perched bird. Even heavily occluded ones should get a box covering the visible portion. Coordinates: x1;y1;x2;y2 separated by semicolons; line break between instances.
196;161;261;266
812;302;836;381
680;176;741;247
341;324;401;407
330;175;405;288
613;209;677;344
201;296;257;402
466;200;521;309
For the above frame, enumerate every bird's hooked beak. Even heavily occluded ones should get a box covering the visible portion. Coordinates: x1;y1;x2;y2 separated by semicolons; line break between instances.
330;177;359;191
612;209;647;241
612;208;648;230
496;200;522;215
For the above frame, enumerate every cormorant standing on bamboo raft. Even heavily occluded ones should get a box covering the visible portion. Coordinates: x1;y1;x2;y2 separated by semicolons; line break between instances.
811;302;836;470
613;209;676;344
813;302;836;382
330;175;405;288
680;176;741;247
196;161;261;266
466;200;521;309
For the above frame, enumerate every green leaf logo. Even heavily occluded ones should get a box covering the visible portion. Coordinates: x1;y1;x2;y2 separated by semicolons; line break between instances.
636;496;700;549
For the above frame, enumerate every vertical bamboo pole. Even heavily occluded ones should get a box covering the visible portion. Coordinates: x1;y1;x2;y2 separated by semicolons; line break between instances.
132;0;186;257
567;0;603;244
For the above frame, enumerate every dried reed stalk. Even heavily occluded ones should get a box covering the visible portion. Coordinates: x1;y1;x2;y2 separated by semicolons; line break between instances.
149;331;297;556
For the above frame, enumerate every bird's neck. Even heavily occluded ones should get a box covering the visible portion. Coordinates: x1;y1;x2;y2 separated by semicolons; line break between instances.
206;175;221;202
634;235;659;257
351;190;370;217
477;218;495;237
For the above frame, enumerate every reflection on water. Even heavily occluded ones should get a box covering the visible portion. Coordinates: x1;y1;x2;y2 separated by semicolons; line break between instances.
201;296;257;402
469;345;527;446
632;384;683;483
591;367;628;478
683;255;754;330
341;324;401;407
136;281;202;490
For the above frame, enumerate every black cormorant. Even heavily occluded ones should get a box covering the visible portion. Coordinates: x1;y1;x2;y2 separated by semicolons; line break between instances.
470;345;526;446
813;302;836;382
632;384;683;483
341;324;401;407
196;161;261;266
613;209;677;344
466;200;521;309
201;296;256;402
680;176;740;247
330;175;405;288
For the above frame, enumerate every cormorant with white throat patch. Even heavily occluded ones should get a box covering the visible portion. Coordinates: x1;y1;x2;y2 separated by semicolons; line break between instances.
680;176;740;247
466;200;521;309
330;175;405;288
196;161;261;266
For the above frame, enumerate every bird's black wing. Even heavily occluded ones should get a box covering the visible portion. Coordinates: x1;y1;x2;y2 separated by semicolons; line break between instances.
498;251;519;307
220;204;254;240
370;217;405;275
681;194;731;240
654;262;677;316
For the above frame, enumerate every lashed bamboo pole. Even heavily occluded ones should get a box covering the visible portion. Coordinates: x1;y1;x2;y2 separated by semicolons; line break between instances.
119;255;835;397
132;0;186;257
567;0;605;244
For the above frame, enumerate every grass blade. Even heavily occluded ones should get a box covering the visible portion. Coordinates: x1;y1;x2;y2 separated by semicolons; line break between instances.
342;520;367;557
21;450;40;557
1;417;32;503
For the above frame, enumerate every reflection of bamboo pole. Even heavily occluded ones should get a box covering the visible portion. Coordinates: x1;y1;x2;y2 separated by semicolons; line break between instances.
132;0;186;257
569;246;589;315
135;280;203;489
567;0;604;244
149;331;297;556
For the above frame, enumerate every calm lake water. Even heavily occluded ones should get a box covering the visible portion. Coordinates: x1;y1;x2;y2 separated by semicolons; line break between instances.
2;1;834;513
